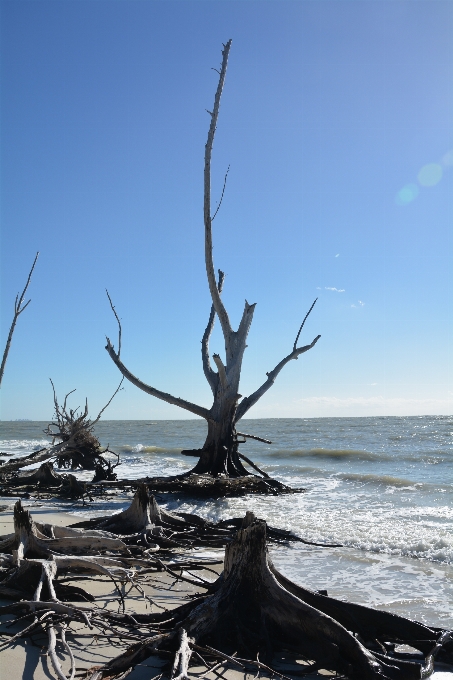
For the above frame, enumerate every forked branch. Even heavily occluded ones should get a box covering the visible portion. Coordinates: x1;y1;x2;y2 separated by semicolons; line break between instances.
0;252;39;387
202;269;225;394
235;303;321;421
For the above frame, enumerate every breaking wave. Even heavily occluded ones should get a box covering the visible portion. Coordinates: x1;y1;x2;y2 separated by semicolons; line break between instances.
268;448;384;461
118;444;182;456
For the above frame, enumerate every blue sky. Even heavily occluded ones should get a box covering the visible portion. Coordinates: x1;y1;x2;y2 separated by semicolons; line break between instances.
1;0;452;421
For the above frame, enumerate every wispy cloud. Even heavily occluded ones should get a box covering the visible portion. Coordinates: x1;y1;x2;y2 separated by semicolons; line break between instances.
335;253;340;257
351;300;365;308
317;286;345;292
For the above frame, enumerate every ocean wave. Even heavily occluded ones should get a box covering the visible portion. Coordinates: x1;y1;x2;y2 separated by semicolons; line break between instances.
268;448;382;461
118;444;183;456
338;472;423;488
346;533;453;564
0;438;50;455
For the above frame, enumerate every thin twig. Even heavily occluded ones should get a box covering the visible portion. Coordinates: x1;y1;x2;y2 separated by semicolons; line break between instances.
211;165;230;221
92;378;124;427
293;298;317;351
106;289;122;357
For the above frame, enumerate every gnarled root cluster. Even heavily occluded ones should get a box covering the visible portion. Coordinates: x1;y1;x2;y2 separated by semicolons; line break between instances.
87;513;452;680
0;380;123;489
1;503;451;680
43;382;120;480
144;471;297;497
69;484;315;549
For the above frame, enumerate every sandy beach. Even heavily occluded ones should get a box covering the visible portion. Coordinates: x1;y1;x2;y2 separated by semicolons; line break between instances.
1;499;452;680
2;501;331;680
0;501;228;680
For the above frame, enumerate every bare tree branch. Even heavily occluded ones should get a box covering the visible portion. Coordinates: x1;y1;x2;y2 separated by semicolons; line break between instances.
236;432;272;444
0;252;39;387
106;289;122;357
235;334;321;422
204;40;233;340
202;270;225;394
105;338;210;420
238;453;270;478
211;165;230;221
91;378;124;427
293;298;317;352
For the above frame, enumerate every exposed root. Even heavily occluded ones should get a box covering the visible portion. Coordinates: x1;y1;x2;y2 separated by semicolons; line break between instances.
144;472;299;497
1;504;451;680
68;485;306;549
80;513;452;680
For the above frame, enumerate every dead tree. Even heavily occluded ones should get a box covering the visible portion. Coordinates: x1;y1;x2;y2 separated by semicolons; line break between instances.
0;252;39;387
43;379;122;478
106;41;320;480
0;381;123;491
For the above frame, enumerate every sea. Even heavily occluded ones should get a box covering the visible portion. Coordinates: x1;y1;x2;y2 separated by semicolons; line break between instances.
1;416;452;637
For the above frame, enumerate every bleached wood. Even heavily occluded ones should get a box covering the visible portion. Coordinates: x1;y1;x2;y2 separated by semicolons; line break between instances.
204;40;233;340
105;339;210;420
171;628;193;680
201;270;224;394
212;354;227;389
0;438;75;475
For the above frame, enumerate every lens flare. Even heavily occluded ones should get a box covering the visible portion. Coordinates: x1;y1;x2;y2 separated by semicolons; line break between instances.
395;183;419;205
442;149;453;168
417;163;443;187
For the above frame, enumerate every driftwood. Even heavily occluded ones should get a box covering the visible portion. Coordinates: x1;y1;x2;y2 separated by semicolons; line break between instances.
2;510;449;680
81;513;453;680
69;485;315;549
145;472;298;497
0;382;122;490
43;379;122;479
104;41;320;484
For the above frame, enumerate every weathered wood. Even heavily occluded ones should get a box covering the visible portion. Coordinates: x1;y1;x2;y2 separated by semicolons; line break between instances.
83;512;452;680
104;42;320;485
1;507;452;680
104;341;211;420
9;500;130;561
43;380;123;476
0;252;39;387
201;269;225;395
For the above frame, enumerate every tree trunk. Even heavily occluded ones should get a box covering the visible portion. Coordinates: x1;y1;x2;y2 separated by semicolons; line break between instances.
190;395;249;476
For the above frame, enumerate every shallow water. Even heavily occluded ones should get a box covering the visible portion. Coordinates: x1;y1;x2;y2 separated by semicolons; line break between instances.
1;415;452;628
